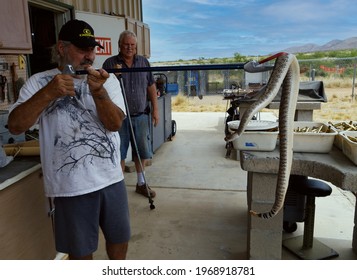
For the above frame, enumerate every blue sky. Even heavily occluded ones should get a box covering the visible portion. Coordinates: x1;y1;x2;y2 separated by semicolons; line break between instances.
142;0;357;62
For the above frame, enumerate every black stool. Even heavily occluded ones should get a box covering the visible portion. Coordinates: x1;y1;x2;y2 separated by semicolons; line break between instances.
283;175;339;260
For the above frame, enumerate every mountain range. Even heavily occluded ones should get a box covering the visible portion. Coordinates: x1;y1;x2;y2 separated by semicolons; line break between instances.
281;37;357;53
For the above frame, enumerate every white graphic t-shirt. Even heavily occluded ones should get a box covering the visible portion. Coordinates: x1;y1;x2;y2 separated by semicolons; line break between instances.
10;68;126;197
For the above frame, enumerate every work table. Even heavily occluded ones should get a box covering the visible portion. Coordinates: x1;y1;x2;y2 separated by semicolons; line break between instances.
241;146;357;191
240;146;357;259
0;156;56;259
0;156;41;191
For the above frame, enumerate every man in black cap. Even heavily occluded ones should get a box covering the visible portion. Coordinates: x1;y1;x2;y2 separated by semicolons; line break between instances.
58;19;104;50
8;19;130;260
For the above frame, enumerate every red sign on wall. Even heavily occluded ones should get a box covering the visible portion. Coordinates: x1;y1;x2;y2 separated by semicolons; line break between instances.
95;37;112;55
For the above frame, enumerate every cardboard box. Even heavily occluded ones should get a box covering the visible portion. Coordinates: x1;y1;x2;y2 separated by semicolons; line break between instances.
2;140;40;156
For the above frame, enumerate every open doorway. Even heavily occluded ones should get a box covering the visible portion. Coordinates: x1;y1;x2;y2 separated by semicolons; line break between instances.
28;6;57;74
27;2;73;75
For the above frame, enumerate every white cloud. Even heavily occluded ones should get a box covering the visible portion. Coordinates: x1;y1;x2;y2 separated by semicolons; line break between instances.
142;0;357;62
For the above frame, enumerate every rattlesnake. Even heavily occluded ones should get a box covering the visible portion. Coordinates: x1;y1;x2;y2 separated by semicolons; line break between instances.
225;52;300;219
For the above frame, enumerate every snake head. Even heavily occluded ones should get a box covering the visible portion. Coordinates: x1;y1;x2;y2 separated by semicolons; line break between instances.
244;61;274;73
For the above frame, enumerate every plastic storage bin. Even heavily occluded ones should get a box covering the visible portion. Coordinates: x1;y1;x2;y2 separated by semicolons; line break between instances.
227;120;279;151
329;121;357;150
293;121;337;153
341;131;357;165
233;131;278;151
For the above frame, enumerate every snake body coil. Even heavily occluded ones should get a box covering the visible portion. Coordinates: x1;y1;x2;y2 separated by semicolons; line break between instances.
226;53;300;219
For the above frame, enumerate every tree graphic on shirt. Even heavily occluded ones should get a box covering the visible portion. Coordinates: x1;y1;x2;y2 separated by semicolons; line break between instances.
45;84;117;174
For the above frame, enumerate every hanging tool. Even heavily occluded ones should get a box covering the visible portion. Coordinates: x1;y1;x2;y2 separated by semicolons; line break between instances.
10;63;18;102
0;75;7;102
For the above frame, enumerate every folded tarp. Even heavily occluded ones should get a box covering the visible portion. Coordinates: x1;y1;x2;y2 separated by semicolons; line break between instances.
272;81;327;102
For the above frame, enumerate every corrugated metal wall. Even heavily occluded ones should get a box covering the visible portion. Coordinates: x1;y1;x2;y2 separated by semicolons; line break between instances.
58;0;142;21
55;0;150;57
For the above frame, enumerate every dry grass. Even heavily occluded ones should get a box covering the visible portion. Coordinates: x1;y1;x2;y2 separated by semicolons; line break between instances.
316;87;357;122
171;87;357;122
172;94;227;112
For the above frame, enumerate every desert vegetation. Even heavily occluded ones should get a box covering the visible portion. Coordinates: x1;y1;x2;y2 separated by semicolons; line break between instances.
171;78;357;122
168;50;357;122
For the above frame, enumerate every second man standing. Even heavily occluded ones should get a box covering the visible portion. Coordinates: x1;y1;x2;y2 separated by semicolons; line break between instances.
103;30;158;198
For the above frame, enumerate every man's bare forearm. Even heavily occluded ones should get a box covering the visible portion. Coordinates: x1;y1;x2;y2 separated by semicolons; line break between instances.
92;88;125;131
8;88;53;135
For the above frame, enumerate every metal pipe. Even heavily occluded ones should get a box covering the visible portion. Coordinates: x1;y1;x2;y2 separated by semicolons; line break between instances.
71;52;287;75
74;63;247;75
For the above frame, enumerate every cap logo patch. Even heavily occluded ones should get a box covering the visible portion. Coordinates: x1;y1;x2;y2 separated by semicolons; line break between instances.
80;28;94;38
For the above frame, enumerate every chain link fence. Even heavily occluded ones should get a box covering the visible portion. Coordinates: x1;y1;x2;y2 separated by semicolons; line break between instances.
298;57;357;98
160;57;357;98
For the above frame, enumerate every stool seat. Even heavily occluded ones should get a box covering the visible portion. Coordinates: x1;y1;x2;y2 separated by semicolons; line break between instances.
289;175;332;197
283;175;339;260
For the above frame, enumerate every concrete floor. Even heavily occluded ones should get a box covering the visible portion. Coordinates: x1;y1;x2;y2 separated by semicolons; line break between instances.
95;111;357;260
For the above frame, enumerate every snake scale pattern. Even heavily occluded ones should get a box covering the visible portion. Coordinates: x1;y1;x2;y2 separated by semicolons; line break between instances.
226;53;300;219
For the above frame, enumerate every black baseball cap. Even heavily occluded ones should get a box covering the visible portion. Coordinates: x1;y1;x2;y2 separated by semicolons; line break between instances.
58;19;104;49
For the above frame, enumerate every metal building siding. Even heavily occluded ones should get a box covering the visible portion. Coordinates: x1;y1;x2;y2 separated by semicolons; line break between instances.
52;0;150;57
56;0;142;21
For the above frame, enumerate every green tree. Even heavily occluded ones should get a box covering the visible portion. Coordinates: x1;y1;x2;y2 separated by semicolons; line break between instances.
233;52;246;62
